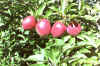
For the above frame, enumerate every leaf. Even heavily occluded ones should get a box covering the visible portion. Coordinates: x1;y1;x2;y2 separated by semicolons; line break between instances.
49;6;58;11
55;39;65;46
77;40;88;46
65;3;77;13
61;63;68;66
63;35;71;42
79;56;99;65
81;15;97;22
17;34;25;40
96;39;100;47
61;0;68;15
77;34;97;48
86;56;98;64
44;10;53;18
69;37;75;45
8;9;12;16
97;53;100;58
83;64;92;66
26;54;44;61
83;35;97;48
71;52;87;59
45;48;60;64
77;34;85;40
70;14;78;19
47;0;56;4
69;53;87;63
28;8;36;16
0;23;4;27
79;48;91;54
0;48;3;56
30;64;47;66
24;31;30;35
0;17;4;26
26;49;45;62
45;38;56;49
36;3;46;16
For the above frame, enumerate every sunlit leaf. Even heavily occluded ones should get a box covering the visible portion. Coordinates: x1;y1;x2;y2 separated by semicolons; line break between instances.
36;3;46;16
44;10;53;18
26;54;44;61
79;48;91;54
30;64;47;66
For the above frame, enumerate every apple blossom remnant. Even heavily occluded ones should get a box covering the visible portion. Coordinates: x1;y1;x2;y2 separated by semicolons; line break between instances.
67;21;81;36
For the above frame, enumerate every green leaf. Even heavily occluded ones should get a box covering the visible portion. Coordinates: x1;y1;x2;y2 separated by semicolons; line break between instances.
61;63;68;66
83;35;97;48
44;10;53;18
26;54;44;61
26;49;45;61
45;48;60;64
17;34;25;40
69;37;75;45
8;9;12;16
86;56;98;64
45;39;55;49
36;3;46;16
28;8;36;16
79;48;91;54
77;40;87;46
97;53;100;58
49;6;58;11
55;39;65;46
0;23;4;27
0;17;4;26
81;15;97;22
24;31;30;35
71;52;87;60
65;3;77;14
61;0;68;15
0;48;3;56
83;64;92;66
79;56;99;64
30;64;47;66
63;35;71;42
77;34;85;40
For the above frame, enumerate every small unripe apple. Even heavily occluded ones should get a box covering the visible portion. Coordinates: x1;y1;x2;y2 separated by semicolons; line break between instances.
22;16;36;30
36;19;51;36
51;22;66;37
67;21;81;36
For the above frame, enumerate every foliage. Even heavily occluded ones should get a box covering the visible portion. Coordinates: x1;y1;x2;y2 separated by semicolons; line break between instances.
0;0;100;66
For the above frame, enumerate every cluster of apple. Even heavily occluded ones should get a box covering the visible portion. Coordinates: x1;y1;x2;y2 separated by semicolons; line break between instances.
22;16;81;37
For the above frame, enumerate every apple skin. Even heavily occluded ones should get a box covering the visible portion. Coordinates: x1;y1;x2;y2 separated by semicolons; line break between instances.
51;22;66;37
67;21;81;36
36;19;51;36
22;16;36;30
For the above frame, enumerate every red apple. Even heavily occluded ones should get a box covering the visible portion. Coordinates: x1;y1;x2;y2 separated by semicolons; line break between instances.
36;19;51;36
22;16;36;30
67;21;81;36
51;22;66;37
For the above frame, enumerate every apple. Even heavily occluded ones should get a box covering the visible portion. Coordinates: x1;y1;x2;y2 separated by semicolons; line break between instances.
36;19;51;36
51;22;66;37
22;16;36;30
